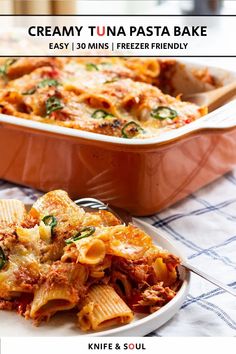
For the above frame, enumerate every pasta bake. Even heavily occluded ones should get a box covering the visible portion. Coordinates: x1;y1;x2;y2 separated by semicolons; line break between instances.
0;57;208;138
0;190;181;331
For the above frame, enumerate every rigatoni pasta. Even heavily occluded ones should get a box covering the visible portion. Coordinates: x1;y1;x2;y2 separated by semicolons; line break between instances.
0;190;181;331
30;281;77;320
0;199;26;235
0;57;208;139
30;262;88;321
78;284;134;331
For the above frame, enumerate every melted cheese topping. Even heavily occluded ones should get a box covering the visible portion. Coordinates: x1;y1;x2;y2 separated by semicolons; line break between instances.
0;57;208;139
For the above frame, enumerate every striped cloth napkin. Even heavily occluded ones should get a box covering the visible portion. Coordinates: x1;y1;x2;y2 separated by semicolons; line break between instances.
0;173;235;336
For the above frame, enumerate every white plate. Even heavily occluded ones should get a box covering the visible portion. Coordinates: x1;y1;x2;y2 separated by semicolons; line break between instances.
0;219;190;337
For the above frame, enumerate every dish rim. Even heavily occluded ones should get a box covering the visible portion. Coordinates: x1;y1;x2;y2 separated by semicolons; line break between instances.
1;100;236;148
0;60;236;147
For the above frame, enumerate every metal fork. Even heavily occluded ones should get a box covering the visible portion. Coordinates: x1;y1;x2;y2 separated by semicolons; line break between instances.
74;197;132;225
75;197;236;297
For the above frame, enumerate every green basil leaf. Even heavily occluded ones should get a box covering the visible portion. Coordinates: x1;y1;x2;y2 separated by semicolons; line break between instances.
38;78;60;88
86;63;99;72
45;96;64;116
0;58;17;78
65;226;96;245
22;87;37;95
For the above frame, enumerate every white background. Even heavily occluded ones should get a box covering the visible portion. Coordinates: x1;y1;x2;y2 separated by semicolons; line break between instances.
0;15;236;56
2;337;236;354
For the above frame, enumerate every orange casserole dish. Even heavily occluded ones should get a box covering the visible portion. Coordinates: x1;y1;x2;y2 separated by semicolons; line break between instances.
0;57;236;215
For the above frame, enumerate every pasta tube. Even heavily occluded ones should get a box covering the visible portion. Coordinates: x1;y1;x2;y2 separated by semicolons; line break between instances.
78;284;133;331
0;199;26;235
30;190;85;236
16;225;40;244
111;271;132;299
96;225;153;260
153;257;177;286
30;263;88;320
74;237;106;265
30;282;78;320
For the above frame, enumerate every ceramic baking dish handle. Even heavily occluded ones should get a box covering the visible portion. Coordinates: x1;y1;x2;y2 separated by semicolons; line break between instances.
185;99;236;132
154;100;236;146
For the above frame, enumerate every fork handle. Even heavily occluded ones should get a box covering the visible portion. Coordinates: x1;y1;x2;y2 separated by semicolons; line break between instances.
182;261;236;297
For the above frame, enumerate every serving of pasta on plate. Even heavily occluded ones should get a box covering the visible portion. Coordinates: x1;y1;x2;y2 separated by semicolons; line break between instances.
0;190;182;332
